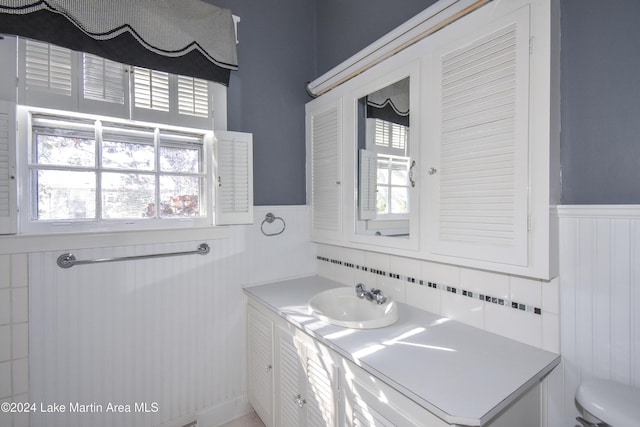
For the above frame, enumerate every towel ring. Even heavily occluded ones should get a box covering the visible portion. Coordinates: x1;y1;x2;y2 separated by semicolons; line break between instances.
261;212;286;236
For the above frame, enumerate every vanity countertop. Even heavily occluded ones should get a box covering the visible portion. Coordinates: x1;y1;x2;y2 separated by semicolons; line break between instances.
244;275;560;426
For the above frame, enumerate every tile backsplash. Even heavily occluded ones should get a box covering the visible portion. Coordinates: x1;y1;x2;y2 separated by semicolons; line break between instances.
316;244;560;352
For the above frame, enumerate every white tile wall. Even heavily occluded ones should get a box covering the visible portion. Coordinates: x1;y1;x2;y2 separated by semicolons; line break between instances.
315;239;564;427
316;245;557;350
0;253;29;427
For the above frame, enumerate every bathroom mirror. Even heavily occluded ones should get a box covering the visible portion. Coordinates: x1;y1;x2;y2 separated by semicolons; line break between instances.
356;77;413;239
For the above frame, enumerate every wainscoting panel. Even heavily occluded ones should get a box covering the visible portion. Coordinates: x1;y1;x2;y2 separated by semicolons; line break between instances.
28;206;316;427
558;206;640;426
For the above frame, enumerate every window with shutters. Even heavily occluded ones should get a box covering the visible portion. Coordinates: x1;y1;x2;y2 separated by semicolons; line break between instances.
3;38;253;234
368;118;411;219
21;110;215;234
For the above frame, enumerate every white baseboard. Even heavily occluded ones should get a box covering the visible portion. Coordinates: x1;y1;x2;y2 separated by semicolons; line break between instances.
196;395;252;427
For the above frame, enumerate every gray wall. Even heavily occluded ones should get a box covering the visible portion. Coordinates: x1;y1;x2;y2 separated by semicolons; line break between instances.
216;0;640;206
210;0;431;206
560;0;640;204
314;0;435;76
208;0;315;206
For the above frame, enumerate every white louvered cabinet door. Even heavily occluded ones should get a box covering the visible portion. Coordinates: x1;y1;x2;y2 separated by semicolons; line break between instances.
300;338;339;427
277;329;304;427
248;305;274;427
306;99;343;243
275;327;339;427
425;5;531;267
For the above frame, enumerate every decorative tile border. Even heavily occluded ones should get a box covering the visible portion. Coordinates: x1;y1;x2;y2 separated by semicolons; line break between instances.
317;256;542;315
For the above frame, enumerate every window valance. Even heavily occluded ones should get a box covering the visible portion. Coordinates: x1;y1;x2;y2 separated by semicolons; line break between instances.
366;77;409;127
0;0;238;85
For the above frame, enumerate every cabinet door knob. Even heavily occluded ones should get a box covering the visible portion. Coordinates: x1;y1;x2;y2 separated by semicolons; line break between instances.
293;394;306;408
428;167;437;175
265;365;272;372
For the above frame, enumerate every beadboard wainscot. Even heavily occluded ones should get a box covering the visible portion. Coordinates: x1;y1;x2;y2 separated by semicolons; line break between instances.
556;205;640;427
0;205;317;427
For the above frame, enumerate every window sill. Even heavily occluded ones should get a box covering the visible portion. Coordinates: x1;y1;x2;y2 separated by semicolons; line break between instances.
0;226;229;255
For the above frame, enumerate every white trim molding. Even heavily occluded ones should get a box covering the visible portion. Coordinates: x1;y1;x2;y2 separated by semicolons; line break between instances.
557;204;640;219
306;0;492;97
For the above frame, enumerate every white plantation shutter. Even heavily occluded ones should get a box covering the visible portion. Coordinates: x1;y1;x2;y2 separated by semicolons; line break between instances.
82;54;126;104
80;53;129;118
358;149;377;220
178;75;210;118
0;101;16;234
133;67;170;112
19;39;75;110
214;130;253;225
429;7;530;265
25;39;72;96
308;102;342;241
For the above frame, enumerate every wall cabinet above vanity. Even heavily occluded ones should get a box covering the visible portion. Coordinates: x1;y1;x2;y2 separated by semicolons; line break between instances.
306;0;560;280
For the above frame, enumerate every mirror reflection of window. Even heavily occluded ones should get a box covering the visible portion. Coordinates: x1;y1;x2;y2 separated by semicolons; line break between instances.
357;77;411;238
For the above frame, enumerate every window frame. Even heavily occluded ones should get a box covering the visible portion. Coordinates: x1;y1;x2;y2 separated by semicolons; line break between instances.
366;117;411;220
17;106;215;235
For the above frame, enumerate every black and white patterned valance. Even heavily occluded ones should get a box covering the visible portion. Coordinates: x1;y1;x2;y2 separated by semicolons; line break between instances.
0;0;238;85
366;77;410;127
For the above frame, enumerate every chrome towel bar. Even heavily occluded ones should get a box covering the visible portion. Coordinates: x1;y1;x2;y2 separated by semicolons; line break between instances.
56;243;210;269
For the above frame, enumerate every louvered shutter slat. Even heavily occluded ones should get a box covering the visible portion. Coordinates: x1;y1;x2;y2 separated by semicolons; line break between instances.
215;131;253;225
430;8;529;266
25;40;72;96
304;348;337;426
310;105;341;239
178;76;210;118
0;101;16;234
83;54;125;104
358;149;377;220
133;67;170;112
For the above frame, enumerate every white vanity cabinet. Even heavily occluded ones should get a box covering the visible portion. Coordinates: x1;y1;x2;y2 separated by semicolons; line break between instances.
245;278;558;427
275;324;339;426
305;0;560;280
248;299;340;427
341;356;450;427
247;305;274;427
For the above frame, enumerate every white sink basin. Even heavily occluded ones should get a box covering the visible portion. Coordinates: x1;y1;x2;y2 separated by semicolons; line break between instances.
308;287;399;329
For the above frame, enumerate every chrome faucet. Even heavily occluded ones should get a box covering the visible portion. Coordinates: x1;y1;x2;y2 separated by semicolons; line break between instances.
355;283;387;305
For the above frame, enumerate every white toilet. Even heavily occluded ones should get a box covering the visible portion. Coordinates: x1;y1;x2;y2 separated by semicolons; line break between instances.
576;379;640;427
